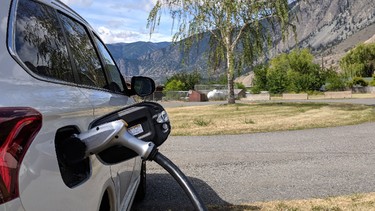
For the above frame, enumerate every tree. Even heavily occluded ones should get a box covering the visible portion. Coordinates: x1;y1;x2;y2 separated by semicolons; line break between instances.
323;67;349;91
165;71;201;91
284;49;324;93
164;79;185;92
148;0;295;104
267;53;289;94
253;49;326;94
340;43;375;78
252;64;269;93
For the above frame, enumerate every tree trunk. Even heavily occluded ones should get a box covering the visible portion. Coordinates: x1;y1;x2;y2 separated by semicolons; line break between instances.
226;47;235;104
227;71;235;104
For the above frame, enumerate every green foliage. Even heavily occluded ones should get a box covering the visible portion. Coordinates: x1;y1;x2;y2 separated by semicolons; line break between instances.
252;64;269;92
148;0;295;103
325;69;348;91
164;79;185;92
340;43;375;78
254;49;326;94
351;77;368;87
286;49;325;93
250;86;261;94
235;82;246;90
165;71;201;91
370;74;375;86
267;61;289;94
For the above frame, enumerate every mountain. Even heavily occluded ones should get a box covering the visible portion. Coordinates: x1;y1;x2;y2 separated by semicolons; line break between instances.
108;0;375;84
107;41;170;60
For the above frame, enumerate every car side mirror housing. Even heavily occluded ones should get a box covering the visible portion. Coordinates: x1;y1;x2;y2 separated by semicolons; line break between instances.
131;76;155;97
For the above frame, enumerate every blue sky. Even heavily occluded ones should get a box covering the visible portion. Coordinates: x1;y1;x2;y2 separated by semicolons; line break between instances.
61;0;174;43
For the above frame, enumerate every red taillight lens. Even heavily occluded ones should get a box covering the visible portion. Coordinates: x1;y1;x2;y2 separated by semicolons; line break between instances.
0;108;42;204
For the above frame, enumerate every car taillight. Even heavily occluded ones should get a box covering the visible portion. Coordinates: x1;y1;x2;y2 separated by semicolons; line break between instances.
0;108;42;204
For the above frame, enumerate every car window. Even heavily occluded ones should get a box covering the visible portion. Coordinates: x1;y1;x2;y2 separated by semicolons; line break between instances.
58;13;107;89
93;35;125;93
15;0;75;83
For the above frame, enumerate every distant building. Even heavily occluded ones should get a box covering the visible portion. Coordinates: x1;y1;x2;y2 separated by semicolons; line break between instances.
189;90;208;102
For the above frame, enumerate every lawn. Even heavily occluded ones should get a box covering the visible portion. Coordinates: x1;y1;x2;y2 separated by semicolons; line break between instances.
166;102;375;136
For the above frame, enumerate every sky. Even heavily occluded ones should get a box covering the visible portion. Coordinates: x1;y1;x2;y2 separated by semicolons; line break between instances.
61;0;174;44
61;0;297;44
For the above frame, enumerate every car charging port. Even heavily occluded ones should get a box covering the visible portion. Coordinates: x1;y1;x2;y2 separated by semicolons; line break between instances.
62;102;207;211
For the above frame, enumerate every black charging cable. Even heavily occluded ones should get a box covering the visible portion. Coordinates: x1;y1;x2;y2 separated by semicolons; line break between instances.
149;149;207;211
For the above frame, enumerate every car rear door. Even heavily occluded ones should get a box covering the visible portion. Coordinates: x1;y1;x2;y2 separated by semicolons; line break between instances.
54;7;138;210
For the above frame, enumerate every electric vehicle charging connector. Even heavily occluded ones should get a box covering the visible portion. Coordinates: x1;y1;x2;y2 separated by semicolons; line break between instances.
70;118;207;211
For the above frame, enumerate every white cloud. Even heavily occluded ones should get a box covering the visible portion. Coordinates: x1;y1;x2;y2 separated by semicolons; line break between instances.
63;0;173;43
97;26;171;43
97;26;141;43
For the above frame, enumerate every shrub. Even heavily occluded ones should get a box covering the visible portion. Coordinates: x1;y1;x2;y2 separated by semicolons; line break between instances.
370;74;375;86
325;71;348;91
250;86;261;94
352;77;368;87
164;79;185;93
235;82;246;90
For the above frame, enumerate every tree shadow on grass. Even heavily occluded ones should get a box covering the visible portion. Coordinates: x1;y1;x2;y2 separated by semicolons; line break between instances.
131;173;261;211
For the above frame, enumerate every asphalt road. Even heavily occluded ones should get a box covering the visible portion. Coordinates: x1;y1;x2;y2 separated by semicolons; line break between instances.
132;99;375;210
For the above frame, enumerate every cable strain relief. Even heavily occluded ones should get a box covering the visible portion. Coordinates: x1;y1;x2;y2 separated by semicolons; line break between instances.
147;147;159;161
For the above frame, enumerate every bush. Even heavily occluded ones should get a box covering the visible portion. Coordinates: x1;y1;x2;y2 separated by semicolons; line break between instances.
252;64;268;92
165;71;201;91
370;74;375;86
352;77;368;87
254;49;326;94
325;70;348;91
250;86;261;94
235;82;246;90
164;79;185;92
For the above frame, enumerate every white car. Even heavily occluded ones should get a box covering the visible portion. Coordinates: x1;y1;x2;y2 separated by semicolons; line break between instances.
0;0;150;210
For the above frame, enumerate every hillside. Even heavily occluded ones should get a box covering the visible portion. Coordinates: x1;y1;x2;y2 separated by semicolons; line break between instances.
108;0;375;84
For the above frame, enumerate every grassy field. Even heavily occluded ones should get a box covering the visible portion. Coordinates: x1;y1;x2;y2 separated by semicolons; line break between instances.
166;102;375;136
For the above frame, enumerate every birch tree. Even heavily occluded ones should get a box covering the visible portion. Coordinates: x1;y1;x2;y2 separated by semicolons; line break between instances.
148;0;296;103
